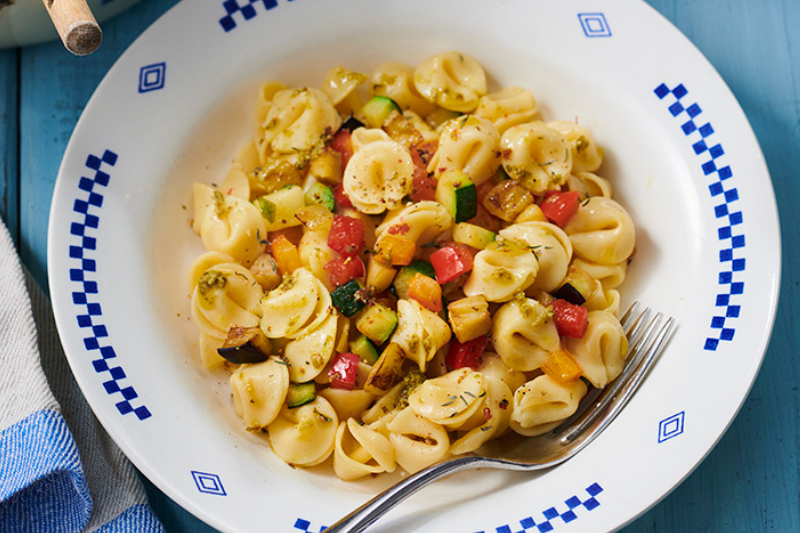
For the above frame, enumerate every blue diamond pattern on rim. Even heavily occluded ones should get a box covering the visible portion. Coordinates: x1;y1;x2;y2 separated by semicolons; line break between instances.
69;150;152;421
191;471;227;496
578;13;612;37
291;483;604;533
655;83;745;351
658;411;686;443
138;62;167;93
219;0;279;32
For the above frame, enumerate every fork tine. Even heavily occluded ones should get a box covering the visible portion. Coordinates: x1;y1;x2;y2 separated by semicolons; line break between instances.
562;309;675;444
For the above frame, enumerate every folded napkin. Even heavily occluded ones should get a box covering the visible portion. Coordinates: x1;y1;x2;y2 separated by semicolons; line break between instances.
0;219;165;533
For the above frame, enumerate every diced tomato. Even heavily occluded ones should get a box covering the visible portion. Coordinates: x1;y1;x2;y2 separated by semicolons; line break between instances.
430;244;475;284
327;215;364;256
407;273;443;312
551;299;589;338
333;183;353;209
541;349;583;384
330;129;354;169
540;190;581;227
328;352;360;390
446;335;488;370
374;234;416;266
324;256;365;287
409;145;437;202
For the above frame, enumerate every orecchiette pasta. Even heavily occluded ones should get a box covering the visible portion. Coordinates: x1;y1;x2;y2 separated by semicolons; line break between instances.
510;375;588;437
343;139;413;214
427;115;501;185
192;183;266;267
491;297;561;371
268;398;339;466
190;262;262;339
463;240;539;302
414;51;488;113
371;62;438;116
475;86;539;134
563;196;635;266
230;357;290;429
501;122;573;194
547;120;604;173
259;87;342;161
498;221;573;293
186;52;640;483
566;310;629;388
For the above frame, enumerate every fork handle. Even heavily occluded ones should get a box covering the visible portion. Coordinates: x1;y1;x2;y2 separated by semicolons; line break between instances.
324;455;495;533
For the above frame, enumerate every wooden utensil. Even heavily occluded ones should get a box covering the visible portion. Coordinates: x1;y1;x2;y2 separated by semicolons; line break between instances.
41;0;102;55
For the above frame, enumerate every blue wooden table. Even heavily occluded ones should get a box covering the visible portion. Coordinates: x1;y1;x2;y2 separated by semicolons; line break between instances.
1;0;797;531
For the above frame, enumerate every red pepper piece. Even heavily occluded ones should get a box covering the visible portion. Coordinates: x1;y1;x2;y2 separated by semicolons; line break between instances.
551;299;589;338
333;183;353;209
327;215;364;257
330;129;354;169
409;145;437;202
328;352;361;390
446;336;488;370
430;244;476;284
324;256;365;287
540;190;581;227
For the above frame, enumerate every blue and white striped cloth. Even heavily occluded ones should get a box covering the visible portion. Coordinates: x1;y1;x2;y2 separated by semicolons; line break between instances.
0;220;164;533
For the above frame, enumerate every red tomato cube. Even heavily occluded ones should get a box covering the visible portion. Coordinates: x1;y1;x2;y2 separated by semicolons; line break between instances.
324;256;365;287
540;190;581;227
430;244;476;284
327;215;364;256
328;352;360;390
551;299;589;338
446;336;488;370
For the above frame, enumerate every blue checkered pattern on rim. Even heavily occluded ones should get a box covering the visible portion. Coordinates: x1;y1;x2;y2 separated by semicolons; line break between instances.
655;83;745;351
219;0;279;32
69;150;151;421
291;483;603;533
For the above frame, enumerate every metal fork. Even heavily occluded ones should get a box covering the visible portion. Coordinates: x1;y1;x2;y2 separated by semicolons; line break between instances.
325;302;676;533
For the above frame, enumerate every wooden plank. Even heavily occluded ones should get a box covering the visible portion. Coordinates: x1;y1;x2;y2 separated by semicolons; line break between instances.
17;1;218;530
0;48;18;244
18;0;180;293
624;1;800;531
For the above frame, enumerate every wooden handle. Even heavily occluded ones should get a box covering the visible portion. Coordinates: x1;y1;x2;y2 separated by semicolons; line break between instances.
41;0;102;56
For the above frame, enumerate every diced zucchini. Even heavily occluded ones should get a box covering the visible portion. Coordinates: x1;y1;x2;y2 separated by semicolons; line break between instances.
364;342;406;396
253;197;277;223
356;302;398;345
252;185;304;231
435;170;477;223
350;334;380;365
331;279;367;317
392;260;435;300
304;182;335;211
287;381;316;408
362;96;401;128
452;222;496;250
553;265;596;305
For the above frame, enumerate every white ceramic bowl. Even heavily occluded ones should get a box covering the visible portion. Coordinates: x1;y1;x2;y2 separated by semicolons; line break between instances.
48;1;780;531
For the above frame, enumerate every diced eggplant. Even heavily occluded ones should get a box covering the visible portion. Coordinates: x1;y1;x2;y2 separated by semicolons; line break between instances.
217;326;272;364
339;115;366;132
